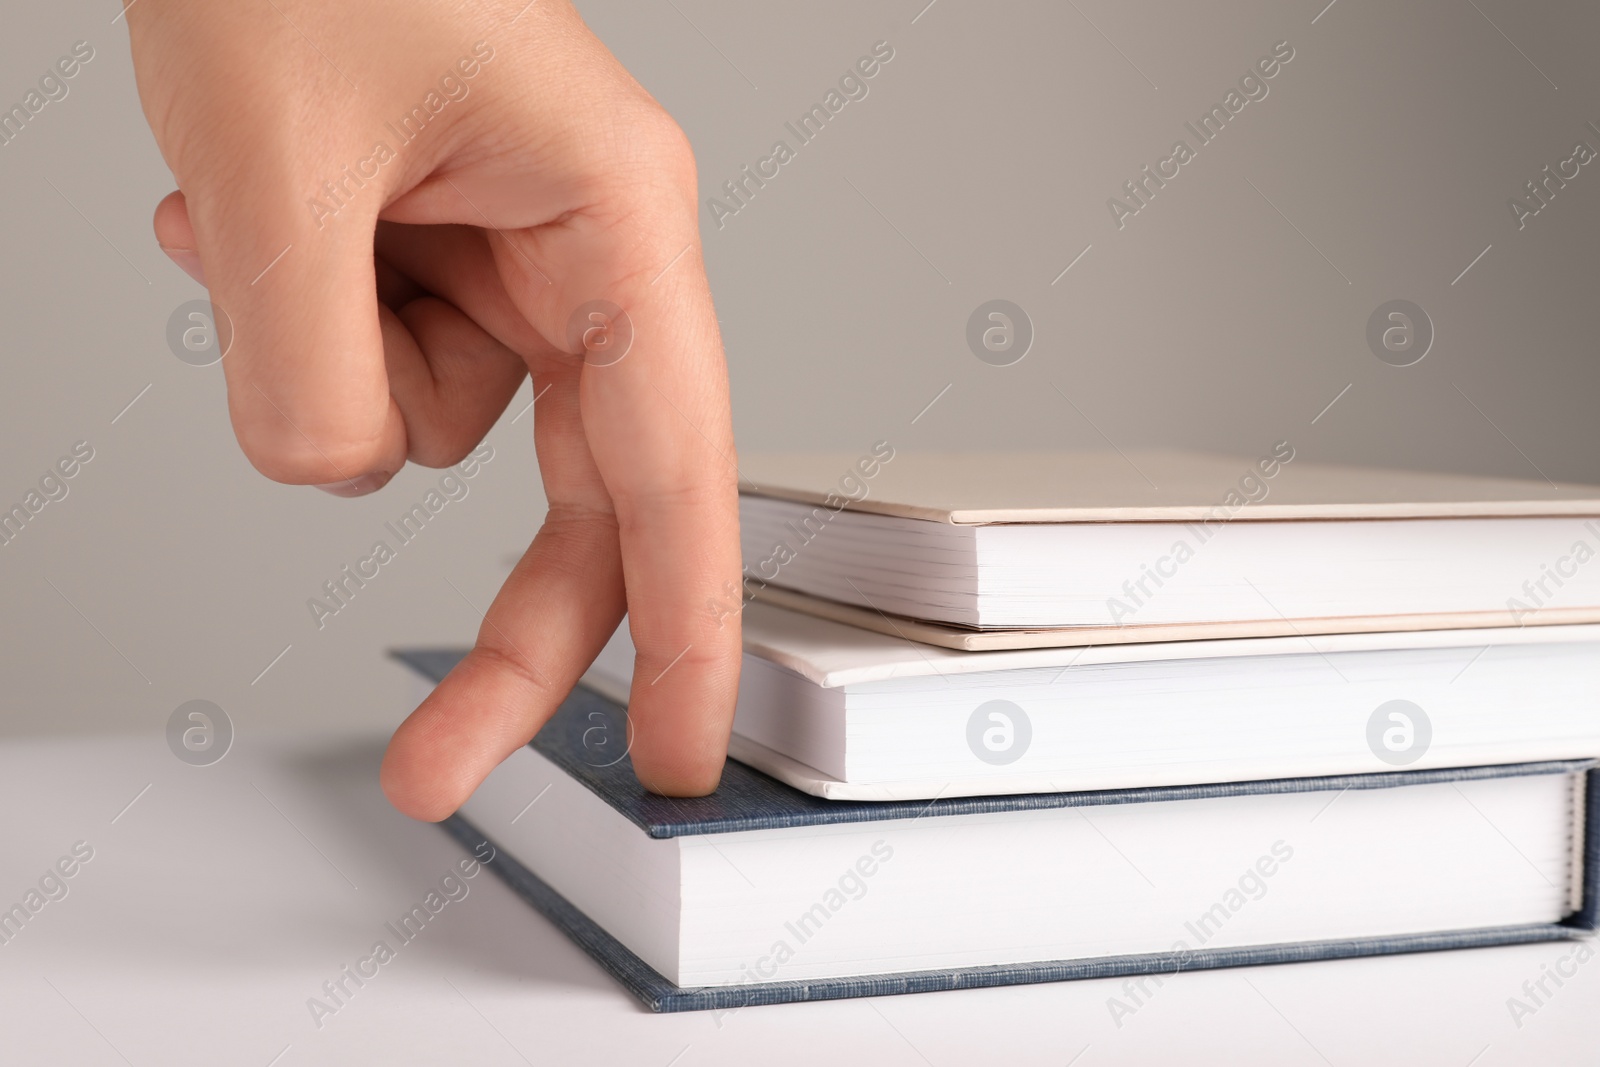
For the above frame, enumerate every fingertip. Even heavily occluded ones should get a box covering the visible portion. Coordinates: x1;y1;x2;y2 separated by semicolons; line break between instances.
152;189;195;250
630;743;727;798
155;189;206;285
380;731;462;823
232;405;406;488
636;766;724;798
160;246;207;287
314;470;394;497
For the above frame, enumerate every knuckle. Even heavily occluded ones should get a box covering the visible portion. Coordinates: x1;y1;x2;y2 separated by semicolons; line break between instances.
612;478;738;531
471;640;552;702
642;111;697;185
536;508;621;579
235;423;390;485
585;104;697;204
406;432;477;470
651;641;730;677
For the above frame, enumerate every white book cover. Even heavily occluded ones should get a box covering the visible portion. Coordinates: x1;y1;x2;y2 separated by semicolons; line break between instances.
583;603;1600;801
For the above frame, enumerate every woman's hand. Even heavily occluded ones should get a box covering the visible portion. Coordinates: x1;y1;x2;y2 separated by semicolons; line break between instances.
126;0;742;813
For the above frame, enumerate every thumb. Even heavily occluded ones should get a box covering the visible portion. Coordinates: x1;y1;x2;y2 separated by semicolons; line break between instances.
155;179;406;494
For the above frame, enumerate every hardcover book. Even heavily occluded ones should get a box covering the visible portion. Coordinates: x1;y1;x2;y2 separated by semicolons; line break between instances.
395;651;1599;1013
582;605;1600;801
736;450;1600;646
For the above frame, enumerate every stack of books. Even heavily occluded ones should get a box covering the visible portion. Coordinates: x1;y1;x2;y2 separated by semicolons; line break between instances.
397;450;1600;1012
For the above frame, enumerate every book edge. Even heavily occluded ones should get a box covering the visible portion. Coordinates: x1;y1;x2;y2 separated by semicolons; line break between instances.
392;651;1596;832
443;781;1597;1013
751;584;1600;651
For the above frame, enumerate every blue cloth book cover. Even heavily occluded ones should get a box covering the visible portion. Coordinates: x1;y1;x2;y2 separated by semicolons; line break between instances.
395;648;1600;1013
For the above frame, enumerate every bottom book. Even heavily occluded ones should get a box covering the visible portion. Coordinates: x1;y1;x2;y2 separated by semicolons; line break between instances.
397;651;1600;1014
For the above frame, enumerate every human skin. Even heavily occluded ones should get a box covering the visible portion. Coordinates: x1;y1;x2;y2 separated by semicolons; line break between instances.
123;0;742;814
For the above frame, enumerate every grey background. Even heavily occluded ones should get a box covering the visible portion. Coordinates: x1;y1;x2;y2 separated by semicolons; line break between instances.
2;0;1598;740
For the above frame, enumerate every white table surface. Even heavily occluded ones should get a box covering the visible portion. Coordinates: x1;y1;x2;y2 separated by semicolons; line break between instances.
2;731;1595;1067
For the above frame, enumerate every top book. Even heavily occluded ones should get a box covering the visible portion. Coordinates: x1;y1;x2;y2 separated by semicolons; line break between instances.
737;448;1600;647
741;447;1600;523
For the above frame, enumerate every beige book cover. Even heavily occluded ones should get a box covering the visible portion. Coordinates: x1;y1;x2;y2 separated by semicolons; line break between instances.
738;448;1600;524
749;583;1600;651
737;449;1600;647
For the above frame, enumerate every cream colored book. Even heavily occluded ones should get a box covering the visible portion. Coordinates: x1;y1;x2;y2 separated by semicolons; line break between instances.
582;602;1600;800
736;448;1600;649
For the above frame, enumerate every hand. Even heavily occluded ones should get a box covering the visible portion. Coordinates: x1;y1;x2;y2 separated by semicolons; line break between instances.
125;0;742;812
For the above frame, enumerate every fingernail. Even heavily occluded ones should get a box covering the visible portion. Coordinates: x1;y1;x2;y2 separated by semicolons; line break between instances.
314;471;393;498
160;246;206;287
